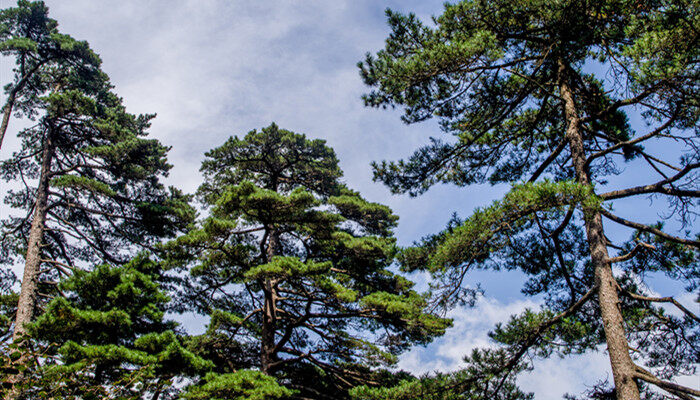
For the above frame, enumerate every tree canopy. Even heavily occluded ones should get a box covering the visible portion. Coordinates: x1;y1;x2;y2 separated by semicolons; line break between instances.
358;1;699;399
0;0;194;347
0;2;194;396
0;0;102;150
169;123;450;399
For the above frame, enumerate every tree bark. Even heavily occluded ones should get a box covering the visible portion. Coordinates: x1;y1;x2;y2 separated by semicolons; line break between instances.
12;128;55;341
0;60;42;152
260;231;280;374
5;126;55;400
0;90;17;152
558;59;641;400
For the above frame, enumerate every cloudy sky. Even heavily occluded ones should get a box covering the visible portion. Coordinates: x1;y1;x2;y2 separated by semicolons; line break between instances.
1;1;696;398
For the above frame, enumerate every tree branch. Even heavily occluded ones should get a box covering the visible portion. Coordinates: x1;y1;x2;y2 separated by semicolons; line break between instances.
548;205;575;238
585;116;676;166
491;287;596;394
529;138;568;182
599;163;700;200
580;82;665;123
634;364;700;399
606;242;656;264
600;208;700;248
621;291;700;323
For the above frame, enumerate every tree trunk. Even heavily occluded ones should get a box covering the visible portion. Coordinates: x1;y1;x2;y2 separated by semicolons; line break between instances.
5;127;55;400
260;231;280;374
13;127;54;339
558;59;641;400
0;90;17;152
1;59;45;152
261;278;279;374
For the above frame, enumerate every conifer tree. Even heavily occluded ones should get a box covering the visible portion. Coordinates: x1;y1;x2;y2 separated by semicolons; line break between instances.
168;123;450;399
0;0;193;362
358;1;698;399
8;253;211;400
0;0;102;150
0;76;193;343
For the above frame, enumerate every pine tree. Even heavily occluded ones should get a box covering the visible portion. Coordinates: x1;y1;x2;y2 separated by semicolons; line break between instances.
6;253;211;400
0;0;102;150
0;77;193;342
358;1;698;399
168;123;451;399
0;2;194;388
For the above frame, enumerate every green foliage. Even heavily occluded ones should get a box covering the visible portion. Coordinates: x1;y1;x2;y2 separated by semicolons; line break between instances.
401;180;598;272
0;269;18;343
182;370;294;400
17;254;211;399
361;0;698;398
198;122;342;199
0;1;103;121
361;1;697;195
0;1;195;275
168;124;451;398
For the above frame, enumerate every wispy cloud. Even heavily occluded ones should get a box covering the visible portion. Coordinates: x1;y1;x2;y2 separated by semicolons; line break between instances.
398;295;613;400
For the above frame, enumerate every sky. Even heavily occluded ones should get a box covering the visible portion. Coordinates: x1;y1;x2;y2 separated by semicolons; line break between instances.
0;1;697;398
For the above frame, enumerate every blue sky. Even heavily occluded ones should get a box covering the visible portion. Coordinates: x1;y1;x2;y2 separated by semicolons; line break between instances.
1;1;696;398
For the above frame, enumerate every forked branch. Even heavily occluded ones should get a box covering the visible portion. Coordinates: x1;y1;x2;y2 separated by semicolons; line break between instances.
585;116;676;166
606;242;656;264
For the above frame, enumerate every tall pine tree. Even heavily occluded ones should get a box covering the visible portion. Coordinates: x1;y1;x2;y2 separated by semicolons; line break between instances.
0;2;194;388
168;123;450;399
1;67;193;342
358;1;698;399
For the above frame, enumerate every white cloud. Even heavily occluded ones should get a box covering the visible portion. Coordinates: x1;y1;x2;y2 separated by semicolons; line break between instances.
398;296;616;400
399;296;540;374
520;352;612;399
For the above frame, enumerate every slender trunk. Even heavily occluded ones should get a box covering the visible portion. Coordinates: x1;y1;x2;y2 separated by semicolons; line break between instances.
1;59;46;152
13;127;54;339
260;231;280;374
558;59;640;400
5;126;55;400
0;90;17;151
0;62;44;149
261;279;279;374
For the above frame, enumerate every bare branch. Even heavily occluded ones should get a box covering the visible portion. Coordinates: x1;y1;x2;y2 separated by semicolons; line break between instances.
599;163;700;200
585;116;676;165
606;242;656;264
548;205;575;238
491;287;596;394
634;364;700;399
529;138;568;182
621;291;700;323
600;208;700;248
580;82;666;123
